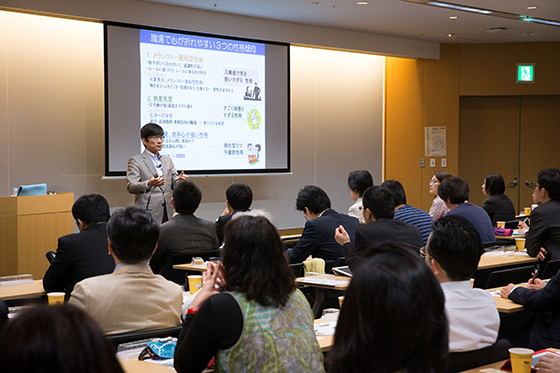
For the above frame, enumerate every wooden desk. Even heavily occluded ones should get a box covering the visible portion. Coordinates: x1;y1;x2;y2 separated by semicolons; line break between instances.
478;253;538;270
173;263;207;272
0;280;45;300
488;289;525;314
459;348;560;373
296;276;349;318
118;318;334;373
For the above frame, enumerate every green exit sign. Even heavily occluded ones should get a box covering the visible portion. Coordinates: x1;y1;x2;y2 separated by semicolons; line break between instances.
517;63;535;83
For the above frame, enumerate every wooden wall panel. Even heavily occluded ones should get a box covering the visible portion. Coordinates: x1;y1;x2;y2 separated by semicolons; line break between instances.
460;44;527;96
421;44;460;211
525;43;560;96
385;57;423;207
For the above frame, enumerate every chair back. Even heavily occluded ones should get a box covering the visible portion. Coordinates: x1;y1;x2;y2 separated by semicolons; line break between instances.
289;263;304;278
105;326;182;352
444;339;511;373
486;265;536;289
541;259;560;279
162;249;221;285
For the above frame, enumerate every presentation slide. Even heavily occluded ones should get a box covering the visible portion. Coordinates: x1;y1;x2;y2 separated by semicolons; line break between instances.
105;22;289;176
139;30;266;170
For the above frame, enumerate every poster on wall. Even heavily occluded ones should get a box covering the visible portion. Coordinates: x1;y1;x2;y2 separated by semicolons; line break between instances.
425;127;446;156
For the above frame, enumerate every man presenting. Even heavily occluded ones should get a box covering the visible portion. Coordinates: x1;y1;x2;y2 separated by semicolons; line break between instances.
127;123;188;224
69;205;182;335
43;194;115;300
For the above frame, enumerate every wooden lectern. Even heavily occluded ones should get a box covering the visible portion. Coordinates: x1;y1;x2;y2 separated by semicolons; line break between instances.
0;193;74;279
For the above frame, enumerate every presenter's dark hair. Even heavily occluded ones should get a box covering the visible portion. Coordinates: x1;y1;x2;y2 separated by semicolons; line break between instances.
72;194;110;225
296;185;331;214
362;186;394;219
427;215;483;281
537;168;560;200
173;180;201;214
484;173;506;196
434;171;452;183
0;304;124;373
347;170;373;197
226;183;253;211
140;122;164;141
107;206;159;263
221;214;296;307
328;243;448;373
381;179;407;206
438;176;469;204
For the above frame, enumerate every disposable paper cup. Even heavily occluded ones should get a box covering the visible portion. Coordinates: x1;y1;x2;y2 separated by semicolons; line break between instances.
338;296;344;309
47;292;65;305
524;207;532;216
515;238;526;251
509;348;533;373
188;275;203;295
497;221;505;228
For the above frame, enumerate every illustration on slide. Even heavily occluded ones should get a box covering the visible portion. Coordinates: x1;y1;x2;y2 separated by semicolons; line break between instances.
243;82;262;101
247;143;259;165
247;109;261;130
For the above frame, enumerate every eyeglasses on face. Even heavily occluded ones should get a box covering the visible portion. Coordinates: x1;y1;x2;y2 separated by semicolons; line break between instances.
419;246;432;259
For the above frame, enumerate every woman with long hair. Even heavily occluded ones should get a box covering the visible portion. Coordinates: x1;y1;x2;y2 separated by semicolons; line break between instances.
329;242;448;373
481;173;516;226
174;211;324;372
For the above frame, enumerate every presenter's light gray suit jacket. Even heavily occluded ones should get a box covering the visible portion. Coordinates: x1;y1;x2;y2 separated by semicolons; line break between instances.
68;264;182;335
126;150;180;224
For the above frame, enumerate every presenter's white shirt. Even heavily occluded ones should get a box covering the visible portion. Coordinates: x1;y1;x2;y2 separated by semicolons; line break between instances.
441;280;500;352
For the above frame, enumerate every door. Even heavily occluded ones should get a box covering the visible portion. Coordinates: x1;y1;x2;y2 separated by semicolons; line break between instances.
459;96;520;211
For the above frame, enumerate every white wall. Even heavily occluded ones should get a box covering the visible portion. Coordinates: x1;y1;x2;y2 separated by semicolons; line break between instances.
0;11;384;229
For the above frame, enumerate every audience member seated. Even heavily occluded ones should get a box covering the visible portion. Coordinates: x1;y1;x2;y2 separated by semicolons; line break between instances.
215;183;252;245
0;304;124;373
174;212;324;373
150;180;219;274
328;242;448;373
346;170;373;225
525;168;560;262
425;215;499;352
69;206;182;335
429;171;452;221
335;186;423;270
500;267;560;350
382;179;434;245
481;173;516;226
286;185;359;264
438;176;494;244
43;194;115;300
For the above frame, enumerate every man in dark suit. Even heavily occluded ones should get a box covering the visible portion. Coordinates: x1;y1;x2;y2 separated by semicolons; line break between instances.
286;185;359;263
126;123;188;224
525;168;560;262
150;180;219;275
43;194;115;300
501;268;560;350
214;183;253;245
335;185;423;270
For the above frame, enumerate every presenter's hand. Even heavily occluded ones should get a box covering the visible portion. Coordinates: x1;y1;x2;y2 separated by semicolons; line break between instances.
178;171;189;182
528;278;547;290
190;262;224;310
147;176;165;188
500;283;515;299
537;247;548;261
334;225;350;246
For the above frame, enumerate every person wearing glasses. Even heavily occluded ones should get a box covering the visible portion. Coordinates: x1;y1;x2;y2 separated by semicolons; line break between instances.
126;123;188;224
524;168;560;262
424;215;499;352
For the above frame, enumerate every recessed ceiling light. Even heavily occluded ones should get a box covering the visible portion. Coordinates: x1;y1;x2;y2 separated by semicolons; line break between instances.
449;16;459;19
448;33;454;37
527;6;538;10
357;1;369;4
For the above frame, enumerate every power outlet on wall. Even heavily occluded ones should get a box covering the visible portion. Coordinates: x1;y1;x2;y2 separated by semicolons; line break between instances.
430;159;436;168
442;158;447;167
